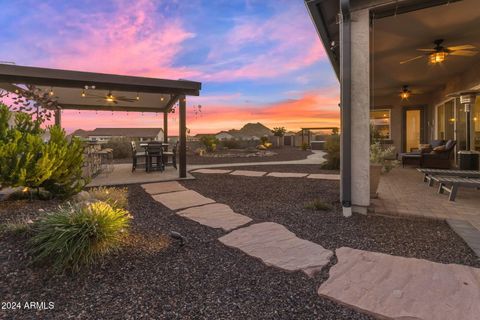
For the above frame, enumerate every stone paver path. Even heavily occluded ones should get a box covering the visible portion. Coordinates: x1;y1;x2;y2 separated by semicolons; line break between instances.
177;203;252;231
318;247;480;320
267;172;308;178
152;190;215;210
141;181;187;195
307;173;340;181
219;222;333;276
191;169;232;174
230;170;267;177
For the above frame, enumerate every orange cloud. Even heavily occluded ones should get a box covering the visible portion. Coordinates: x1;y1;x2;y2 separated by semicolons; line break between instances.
60;90;339;135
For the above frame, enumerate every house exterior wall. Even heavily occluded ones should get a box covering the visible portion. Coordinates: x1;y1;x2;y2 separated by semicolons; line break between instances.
350;8;371;212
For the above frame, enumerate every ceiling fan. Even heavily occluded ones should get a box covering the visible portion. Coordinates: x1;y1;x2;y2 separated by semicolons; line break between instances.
400;39;478;65
82;90;139;104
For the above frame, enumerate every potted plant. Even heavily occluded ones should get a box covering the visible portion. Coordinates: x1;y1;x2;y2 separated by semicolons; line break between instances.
370;142;398;198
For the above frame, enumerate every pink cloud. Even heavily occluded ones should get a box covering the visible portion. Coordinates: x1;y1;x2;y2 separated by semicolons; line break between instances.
32;0;199;79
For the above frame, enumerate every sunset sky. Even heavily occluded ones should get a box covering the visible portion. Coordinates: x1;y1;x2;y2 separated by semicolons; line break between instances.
0;0;339;134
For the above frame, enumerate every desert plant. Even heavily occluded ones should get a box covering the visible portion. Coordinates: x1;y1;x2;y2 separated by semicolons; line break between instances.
301;142;310;151
271;127;286;137
0;105;86;197
200;135;218;152
370;142;399;173
0;218;34;236
29;201;131;272
88;186;128;209
103;138;132;159
321;133;340;170
221;138;240;149
304;199;332;211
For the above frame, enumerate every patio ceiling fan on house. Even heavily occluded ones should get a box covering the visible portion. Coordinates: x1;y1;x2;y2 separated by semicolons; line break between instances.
400;39;478;65
81;90;139;104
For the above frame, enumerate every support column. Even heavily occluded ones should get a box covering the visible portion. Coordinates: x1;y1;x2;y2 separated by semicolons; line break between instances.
163;111;168;142
350;8;370;213
54;108;61;127
179;95;187;178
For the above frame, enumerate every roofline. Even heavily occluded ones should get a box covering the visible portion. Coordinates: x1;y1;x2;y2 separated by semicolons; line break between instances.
305;0;340;79
0;64;201;96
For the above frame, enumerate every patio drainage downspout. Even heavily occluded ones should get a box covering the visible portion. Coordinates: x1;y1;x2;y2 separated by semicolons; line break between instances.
340;0;352;217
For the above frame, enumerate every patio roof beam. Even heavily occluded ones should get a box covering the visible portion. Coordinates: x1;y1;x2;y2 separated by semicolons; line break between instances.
58;103;169;113
370;0;462;19
0;64;201;96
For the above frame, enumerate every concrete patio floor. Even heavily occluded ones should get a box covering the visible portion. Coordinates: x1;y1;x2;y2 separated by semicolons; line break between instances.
371;167;480;231
87;164;194;187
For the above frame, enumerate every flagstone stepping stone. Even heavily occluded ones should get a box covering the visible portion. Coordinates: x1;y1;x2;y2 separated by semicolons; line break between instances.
152;190;215;210
177;203;252;231
230;170;267;177
219;222;333;276
307;174;340;181
267;172;308;178
191;169;232;174
141;181;187;195
318;247;480;320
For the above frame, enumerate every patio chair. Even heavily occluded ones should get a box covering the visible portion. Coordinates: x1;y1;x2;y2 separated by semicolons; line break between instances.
420;140;456;169
146;145;164;172
430;176;480;201
400;140;445;167
163;141;178;169
131;141;146;172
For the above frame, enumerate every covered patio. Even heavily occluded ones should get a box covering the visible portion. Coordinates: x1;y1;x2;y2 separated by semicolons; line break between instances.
307;0;480;216
0;63;201;183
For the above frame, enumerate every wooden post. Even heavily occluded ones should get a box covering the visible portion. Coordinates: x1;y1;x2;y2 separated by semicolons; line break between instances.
179;95;187;178
54;109;61;127
163;111;168;142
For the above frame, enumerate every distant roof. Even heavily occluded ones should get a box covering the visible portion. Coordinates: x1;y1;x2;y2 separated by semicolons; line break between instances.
0;64;201;113
74;127;163;138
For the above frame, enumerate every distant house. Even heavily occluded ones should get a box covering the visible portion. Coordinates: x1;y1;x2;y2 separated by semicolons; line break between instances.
72;128;164;142
190;133;216;142
215;131;234;141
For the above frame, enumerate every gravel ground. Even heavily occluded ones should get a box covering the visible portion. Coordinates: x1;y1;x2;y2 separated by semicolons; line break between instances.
187;147;313;165
1;173;478;319
209;164;338;174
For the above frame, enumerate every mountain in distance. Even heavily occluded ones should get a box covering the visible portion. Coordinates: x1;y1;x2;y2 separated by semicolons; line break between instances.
228;122;273;138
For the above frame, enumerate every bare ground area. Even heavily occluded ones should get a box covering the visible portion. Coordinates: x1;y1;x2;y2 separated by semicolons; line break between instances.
0;173;477;319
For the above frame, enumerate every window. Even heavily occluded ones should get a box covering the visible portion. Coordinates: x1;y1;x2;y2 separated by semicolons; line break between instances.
370;109;391;140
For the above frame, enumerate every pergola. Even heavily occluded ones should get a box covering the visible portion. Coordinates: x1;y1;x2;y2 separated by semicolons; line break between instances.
0;63;202;178
300;127;339;145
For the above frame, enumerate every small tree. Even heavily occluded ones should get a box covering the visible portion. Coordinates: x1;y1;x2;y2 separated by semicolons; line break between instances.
321;132;340;170
271;127;286;137
200;135;218;152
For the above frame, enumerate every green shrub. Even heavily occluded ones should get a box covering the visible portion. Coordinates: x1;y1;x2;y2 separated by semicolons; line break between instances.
321;134;340;170
0;105;86;197
1;218;33;236
200;135;218;152
304;199;332;211
88;186;128;209
221;138;240;149
103;138;132;159
301;142;309;151
29;201;131;272
271;127;286;137
370;142;399;173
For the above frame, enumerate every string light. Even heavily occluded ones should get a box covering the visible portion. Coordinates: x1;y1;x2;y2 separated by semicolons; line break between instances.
161;96;165;101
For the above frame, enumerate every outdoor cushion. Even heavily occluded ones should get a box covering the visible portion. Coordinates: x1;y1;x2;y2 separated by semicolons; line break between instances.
430;140;445;148
445;139;455;150
432;145;446;153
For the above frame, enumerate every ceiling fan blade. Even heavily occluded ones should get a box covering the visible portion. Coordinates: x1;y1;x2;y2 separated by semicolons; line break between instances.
450;50;479;56
417;48;436;52
116;97;138;102
400;55;424;64
448;44;476;51
85;93;105;98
